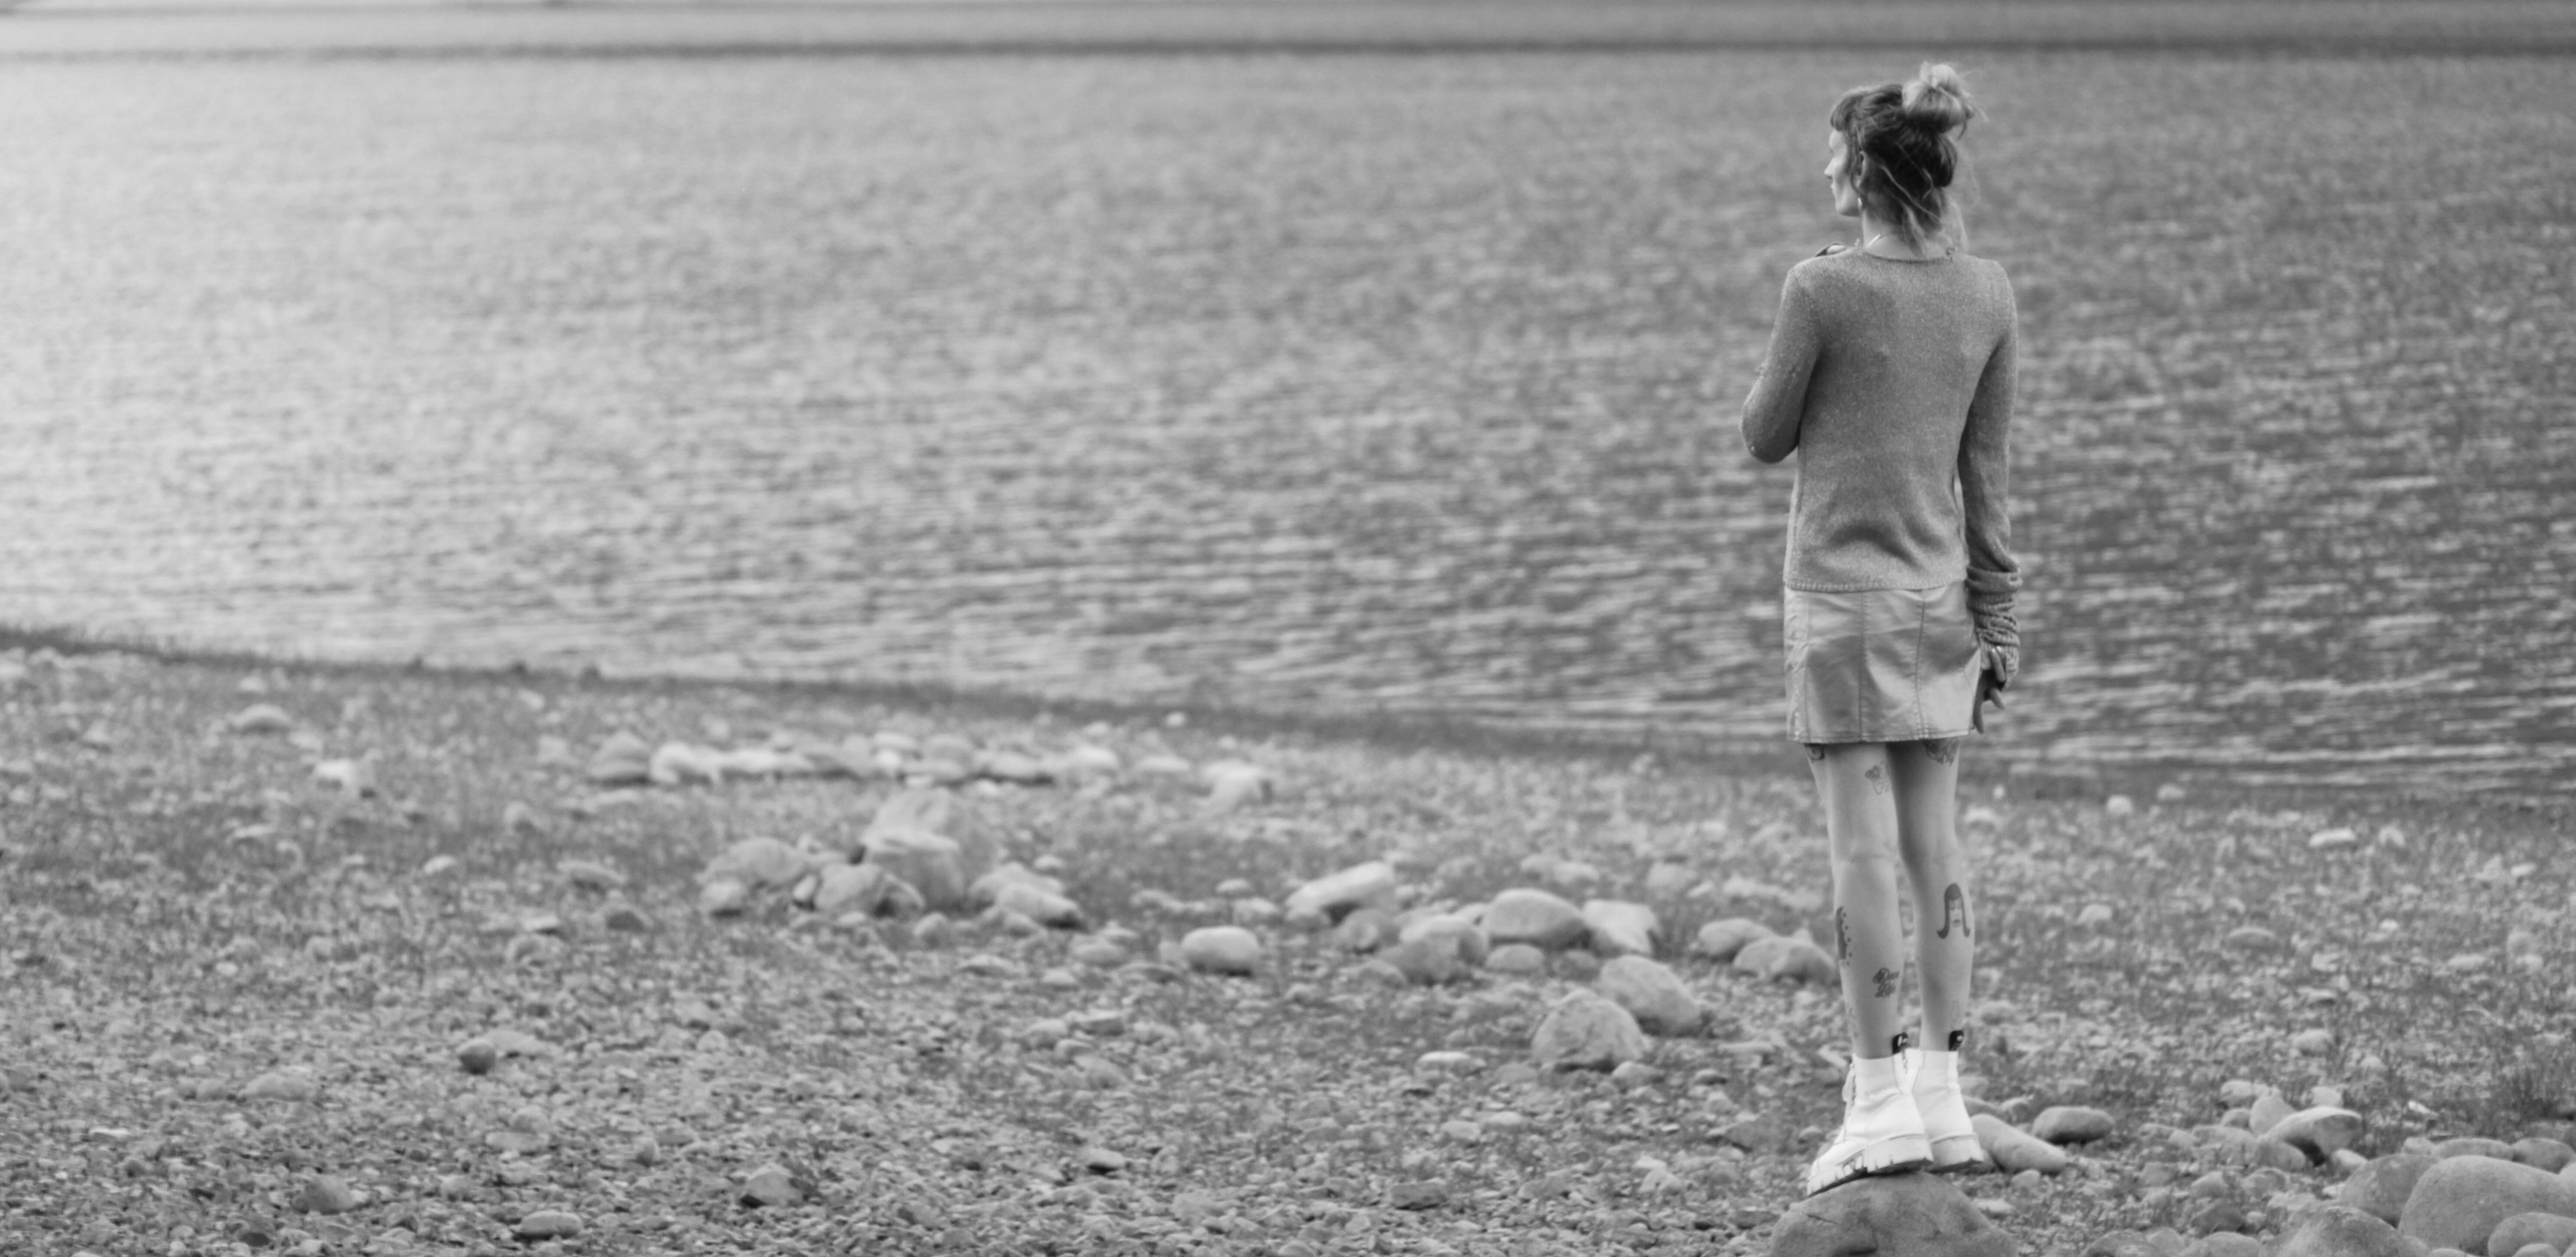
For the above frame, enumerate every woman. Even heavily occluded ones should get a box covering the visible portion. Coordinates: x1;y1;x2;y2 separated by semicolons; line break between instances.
1740;62;2021;1196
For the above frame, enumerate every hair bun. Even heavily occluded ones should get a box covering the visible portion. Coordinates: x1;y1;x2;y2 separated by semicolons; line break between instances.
1900;61;1976;134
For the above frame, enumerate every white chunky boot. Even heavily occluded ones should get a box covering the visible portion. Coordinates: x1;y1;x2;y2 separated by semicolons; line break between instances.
1909;1042;1992;1174
1804;1049;1930;1196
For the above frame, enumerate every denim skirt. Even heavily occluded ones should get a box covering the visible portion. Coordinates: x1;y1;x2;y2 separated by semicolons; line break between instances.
1783;582;1982;744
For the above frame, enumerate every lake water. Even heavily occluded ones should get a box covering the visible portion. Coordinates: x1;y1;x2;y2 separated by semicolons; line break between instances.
0;32;2569;799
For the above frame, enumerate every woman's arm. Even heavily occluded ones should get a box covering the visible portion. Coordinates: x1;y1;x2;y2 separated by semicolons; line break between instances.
1740;263;1825;464
1958;294;2021;683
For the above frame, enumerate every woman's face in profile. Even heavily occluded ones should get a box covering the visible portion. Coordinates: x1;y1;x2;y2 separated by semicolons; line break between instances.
1823;129;1863;220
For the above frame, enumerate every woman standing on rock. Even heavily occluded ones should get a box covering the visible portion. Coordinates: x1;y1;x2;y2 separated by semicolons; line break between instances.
1739;62;2020;1196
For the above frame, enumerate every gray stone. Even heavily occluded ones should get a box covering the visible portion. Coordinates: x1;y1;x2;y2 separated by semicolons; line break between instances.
2437;1138;2521;1162
1596;956;1704;1036
861;827;969;910
1554;949;1603;980
2254;1136;2315;1171
1735;933;1837;985
701;837;812;891
2277;1205;2408;1257
2187;1199;2250;1236
2398;1156;2576;1254
1529;989;1646;1071
739;1163;800;1207
1769;1171;2014;1257
1485;943;1546;974
585;732;652;784
1377;938;1468;986
457;1038;498;1075
513;1210;583;1241
296;1175;360;1215
2080;1234;2164;1257
968;862;1066;908
1973;1115;2069;1175
2269;1107;2368;1164
1398;915;1491;966
698;877;752;917
2250;1090;2298;1136
1691;917;1776;963
1582;899;1658;957
2033;1106;2116;1145
1180;926;1263;975
812;862;890;916
2488;1213;2576;1257
557;859;626;891
2179;1235;2264;1257
992;881;1084;929
1387;1179;1449;1210
1484;889;1590;949
2512;1139;2576;1173
1334;908;1396;952
241;1071;318;1102
1285;862;1398;922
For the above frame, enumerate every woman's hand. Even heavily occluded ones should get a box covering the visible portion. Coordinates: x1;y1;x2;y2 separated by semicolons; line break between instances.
1971;648;2008;733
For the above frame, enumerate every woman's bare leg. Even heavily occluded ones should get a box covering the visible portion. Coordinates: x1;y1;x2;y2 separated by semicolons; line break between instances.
1808;743;1908;1059
1889;738;1973;1050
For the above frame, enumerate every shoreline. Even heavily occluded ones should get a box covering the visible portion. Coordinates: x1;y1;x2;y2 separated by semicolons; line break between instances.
8;619;2565;828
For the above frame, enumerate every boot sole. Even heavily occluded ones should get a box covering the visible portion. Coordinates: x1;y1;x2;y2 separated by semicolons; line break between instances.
1804;1135;1932;1196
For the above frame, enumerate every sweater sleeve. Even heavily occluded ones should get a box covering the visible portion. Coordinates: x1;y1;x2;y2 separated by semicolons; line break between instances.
1740;263;1824;465
1958;283;2022;683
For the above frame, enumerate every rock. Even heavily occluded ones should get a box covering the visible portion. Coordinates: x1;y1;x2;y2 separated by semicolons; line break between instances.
2488;1214;2576;1257
909;912;954;948
2105;794;2136;818
2218;1079;2271;1106
1735;933;1838;985
231;704;296;735
1554;949;1603;980
2291;1028;2337;1056
557;858;624;891
1692;917;1776;962
310;758;375;797
1377;938;1468;986
992;881;1085;929
1078;1146;1127;1174
296;1175;360;1215
1388;1179;1449;1210
1398;915;1492;966
1070;938;1127;967
812;863;891;917
1334;907;1396;952
739;1164;800;1208
1485;943;1546;974
861;827;969;910
647;740;725;786
2437;1138;2520;1162
1484;889;1590;949
1530;989;1647;1071
2223;926;2281;951
2309;827;2361;850
2080;1234;2164;1257
585;733;652;784
1722;1113;1792;1155
2250;1090;2299;1136
2254;1136;2313;1172
1416;1051;1481;1077
1597;956;1704;1036
701;837;812;890
1203;760;1274;810
457;1039;498;1075
1056;744;1121;780
2269;1107;2367;1163
1973;1115;2070;1175
1583;900;1659;957
969;861;1065;907
1612;1060;1663;1090
2275;1204;2408;1257
1180;926;1262;975
1769;1171;2015;1257
513;1210;583;1241
2187;1199;2250;1236
699;877;752;917
1285;862;1398;922
1645;862;1697;898
2034;1106;2116;1145
2513;1139;2575;1173
241;1071;317;1102
2397;1155;2576;1253
2180;1235;2264;1257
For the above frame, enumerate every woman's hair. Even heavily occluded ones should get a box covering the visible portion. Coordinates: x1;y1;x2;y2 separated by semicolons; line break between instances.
1829;62;1979;253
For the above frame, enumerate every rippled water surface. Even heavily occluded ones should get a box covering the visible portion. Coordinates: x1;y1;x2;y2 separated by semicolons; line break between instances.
1;48;2570;797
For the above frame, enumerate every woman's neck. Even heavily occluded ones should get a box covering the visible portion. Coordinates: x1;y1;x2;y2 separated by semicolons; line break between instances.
1858;213;1945;260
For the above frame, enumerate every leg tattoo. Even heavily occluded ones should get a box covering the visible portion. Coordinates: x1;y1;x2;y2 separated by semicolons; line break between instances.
1864;760;1889;794
1835;908;1852;964
1922;738;1960;765
1872;967;1899;998
1937;883;1971;940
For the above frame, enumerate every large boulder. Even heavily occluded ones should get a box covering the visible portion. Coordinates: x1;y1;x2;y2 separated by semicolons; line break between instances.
2033;1106;2116;1145
2397;1155;2576;1254
1768;1171;2014;1257
1484;889;1590;950
1596;956;1704;1036
2339;1154;2436;1224
1284;862;1397;923
1735;933;1837;985
1529;989;1646;1071
2269;1107;2368;1164
860;827;969;910
2274;1205;2408;1257
2488;1213;2576;1257
1972;1115;2070;1175
1582;900;1658;957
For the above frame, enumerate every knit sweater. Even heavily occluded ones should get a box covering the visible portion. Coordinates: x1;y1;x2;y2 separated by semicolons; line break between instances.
1740;247;2022;677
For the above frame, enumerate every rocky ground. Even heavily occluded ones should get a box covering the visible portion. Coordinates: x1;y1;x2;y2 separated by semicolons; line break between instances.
3;639;2574;1256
